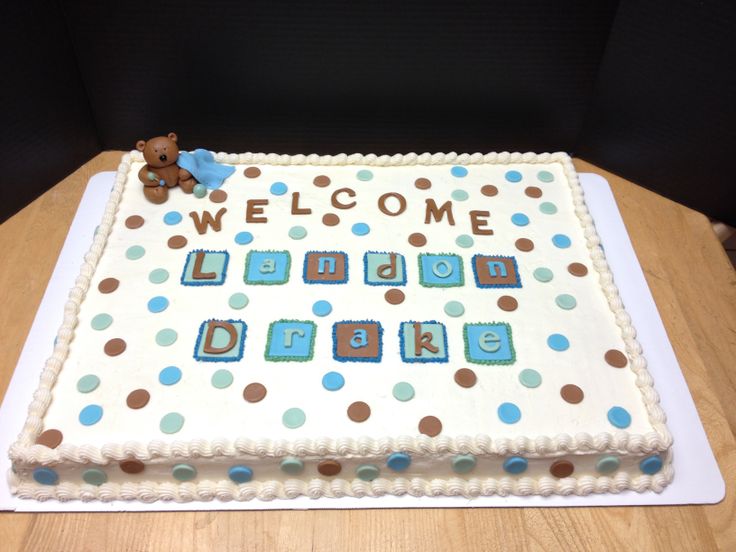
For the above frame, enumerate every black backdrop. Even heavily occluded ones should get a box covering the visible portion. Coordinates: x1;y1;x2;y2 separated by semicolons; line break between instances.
2;0;734;224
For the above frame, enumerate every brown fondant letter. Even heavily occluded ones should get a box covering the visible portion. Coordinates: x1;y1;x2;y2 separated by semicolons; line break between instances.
469;210;494;235
192;251;217;280
377;253;397;279
424;198;455;225
378;192;407;216
413;323;439;355
189;207;227;235
203;321;237;354
331;188;357;209
291;192;312;215
246;199;269;223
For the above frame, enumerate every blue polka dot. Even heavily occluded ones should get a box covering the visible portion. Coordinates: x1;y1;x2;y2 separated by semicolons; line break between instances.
228;465;254;483
450;166;468;178
159;366;182;386
552;234;572;248
505;170;522;183
147;296;169;313
639;455;663;475
312;300;332;317
511;213;529;226
498;402;521;424
270;182;288;195
352;222;370;236
607;406;632;429
503;456;528;475
356;169;373;181
79;404;103;426
547;334;570;351
33;467;58;485
163;211;182;225
234;231;253;245
387;452;411;472
322;371;345;391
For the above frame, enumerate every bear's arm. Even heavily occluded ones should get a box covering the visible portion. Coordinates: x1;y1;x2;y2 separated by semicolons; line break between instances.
138;165;160;187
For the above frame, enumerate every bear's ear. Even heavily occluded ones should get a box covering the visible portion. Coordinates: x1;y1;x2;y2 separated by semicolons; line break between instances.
135;140;146;152
167;132;178;143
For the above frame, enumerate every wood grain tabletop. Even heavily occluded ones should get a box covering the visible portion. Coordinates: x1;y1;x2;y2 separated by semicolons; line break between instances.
0;152;734;551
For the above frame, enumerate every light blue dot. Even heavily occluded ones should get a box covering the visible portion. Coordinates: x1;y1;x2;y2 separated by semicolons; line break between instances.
193;184;207;198
282;408;306;429
607;406;632;429
82;468;108;486
552;234;572;248
90;313;113;330
387;452;411;472
498;402;521;424
503;456;528;475
455;234;474;248
640;455;663;475
444;301;465;317
270;182;288;195
228;465;254;483
322;371;345;391
351;222;370;236
596;456;620;474
77;374;100;393
450;166;468;178
555;294;577;310
288;226;307;240
211;369;233;389
159;366;182;386
547;334;570;351
356;464;380;481
451;189;469;201
312;300;332;317
451;454;476;474
79;404;103;426
234;231;254;245
518;369;542;388
160;412;185;434
163;211;182;225
539;202;558;215
392;382;415;401
172;464;196;481
149;268;169;284
155;328;178;346
33;467;58;485
505;170;522;183
147;296;169;313
511;213;529;226
537;170;554;182
356;169;373;181
229;293;249;309
280;457;304;475
533;267;553;282
125;245;145;260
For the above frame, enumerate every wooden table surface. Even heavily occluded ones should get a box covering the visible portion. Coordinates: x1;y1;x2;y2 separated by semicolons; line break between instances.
0;152;734;551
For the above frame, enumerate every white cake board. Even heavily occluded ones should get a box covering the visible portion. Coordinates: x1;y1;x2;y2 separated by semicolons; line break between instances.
0;172;724;512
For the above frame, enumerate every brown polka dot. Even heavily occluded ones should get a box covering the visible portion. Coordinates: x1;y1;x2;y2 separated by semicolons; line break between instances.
210;189;228;203
418;415;442;437
497;296;518;312
317;460;342;476
35;429;63;449
125;215;144;229
481;185;498;197
244;166;261;178
415;177;431;190
98;278;119;294
322;213;340;226
120;459;145;474
313;175;331;187
568;262;588;277
560;384;584;404
168;235;187;249
126;389;150;409
550;460;574;478
243;383;267;403
515;238;534;252
605;349;628;368
347;401;371;422
408;232;427;247
454;368;477;388
104;338;126;357
385;289;405;305
525;186;543;198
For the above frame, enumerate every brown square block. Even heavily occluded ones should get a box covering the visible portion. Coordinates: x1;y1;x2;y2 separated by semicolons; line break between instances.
333;322;382;361
304;252;348;283
472;255;521;288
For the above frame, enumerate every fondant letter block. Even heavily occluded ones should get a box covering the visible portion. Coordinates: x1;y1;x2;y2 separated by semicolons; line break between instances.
181;250;229;286
265;320;317;361
463;322;515;365
472;255;521;288
418;253;464;287
303;251;348;284
363;252;407;286
194;319;247;362
399;321;448;363
244;250;291;285
333;321;383;362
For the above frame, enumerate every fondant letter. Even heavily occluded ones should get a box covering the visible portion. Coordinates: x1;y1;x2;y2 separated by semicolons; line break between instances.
318;256;336;274
291;192;312;215
246;199;269;223
378;192;407;216
424;199;455;225
331;188;357;209
203;321;237;354
431;260;452;278
487;261;508;278
284;328;305;347
259;259;276;273
469;210;493;235
192;251;217;279
350;329;369;348
413;323;439;355
478;331;501;353
189;207;227;235
377;254;397;279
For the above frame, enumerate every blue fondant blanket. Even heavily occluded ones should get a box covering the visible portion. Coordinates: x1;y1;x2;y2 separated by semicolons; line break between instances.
177;149;236;190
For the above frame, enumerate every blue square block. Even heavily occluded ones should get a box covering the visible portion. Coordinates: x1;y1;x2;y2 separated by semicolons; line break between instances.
194;319;247;362
244;250;291;285
463;322;516;365
418;254;464;287
181;250;229;286
363;252;406;286
399;321;448;363
266;320;316;361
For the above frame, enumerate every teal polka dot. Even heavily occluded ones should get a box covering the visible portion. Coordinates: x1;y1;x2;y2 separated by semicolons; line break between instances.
280;457;304;475
607;406;631;429
90;313;112;330
82;468;108;485
163;211;182;225
147;296;169;313
229;293;249;309
451;454;476;474
533;267;554;282
352;223;370;236
455;234;474;248
149;268;169;284
505;170;522;183
511;213;529;226
356;464;380;481
640;455;663;475
392;382;415;402
537;170;554;182
234;231;254;245
172;463;196;481
193;184;207;198
356;169;373;181
552;234;571;248
596;456;620;475
322;371;345;391
288;226;307;240
211;369;233;389
312;300;332;316
77;374;100;393
155;328;178;346
125;245;145;260
498;402;521;424
270;182;288;195
450;166;468;178
33;467;58;485
79;404;103;426
503;457;528;474
282;408;306;429
555;294;577;310
518;369;542;388
228;465;253;483
539;202;558;214
547;334;570;351
158;366;181;385
444;301;465;317
160;412;185;434
451;189;469;201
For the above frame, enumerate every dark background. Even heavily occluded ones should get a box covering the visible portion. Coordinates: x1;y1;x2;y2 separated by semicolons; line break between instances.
2;0;734;224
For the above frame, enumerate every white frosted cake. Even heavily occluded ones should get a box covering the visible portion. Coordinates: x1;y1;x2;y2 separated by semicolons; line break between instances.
8;149;673;502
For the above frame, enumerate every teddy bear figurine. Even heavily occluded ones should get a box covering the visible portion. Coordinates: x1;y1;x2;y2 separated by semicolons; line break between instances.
135;133;197;204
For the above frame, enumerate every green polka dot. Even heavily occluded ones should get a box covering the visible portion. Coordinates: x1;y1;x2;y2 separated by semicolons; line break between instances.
356;464;380;481
211;369;234;389
455;234;474;248
451;189;469;201
356;169;373;181
77;374;100;393
533;267;554;283
288;226;307;240
444;301;465;317
172;463;197;481
90;313;112;330
149;268;169;284
539;202;558;214
82;468;107;486
392;382;415;402
519;369;542;388
596;456;620;474
160;412;185;434
155;328;178;346
125;245;145;260
555;294;577;310
280;457;304;475
282;408;306;429
229;293;249;309
451;454;477;474
537;170;554;182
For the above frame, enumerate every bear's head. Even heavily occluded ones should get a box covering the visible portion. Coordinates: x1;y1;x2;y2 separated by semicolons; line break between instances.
136;133;180;168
